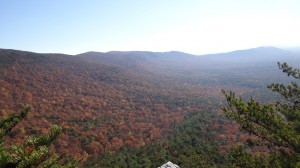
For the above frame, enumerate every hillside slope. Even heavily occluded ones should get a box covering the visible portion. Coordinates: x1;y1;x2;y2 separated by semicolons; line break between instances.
0;47;298;159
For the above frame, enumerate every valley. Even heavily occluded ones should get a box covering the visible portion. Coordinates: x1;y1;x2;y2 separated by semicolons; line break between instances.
0;47;299;166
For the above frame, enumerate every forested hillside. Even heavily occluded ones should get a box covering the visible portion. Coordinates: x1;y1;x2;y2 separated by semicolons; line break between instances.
0;47;298;166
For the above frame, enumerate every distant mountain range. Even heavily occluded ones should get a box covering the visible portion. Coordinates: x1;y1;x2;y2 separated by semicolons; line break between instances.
2;46;298;64
1;46;299;76
75;46;299;74
1;46;299;73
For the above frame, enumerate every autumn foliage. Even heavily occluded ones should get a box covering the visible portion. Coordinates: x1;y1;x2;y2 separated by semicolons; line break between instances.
0;48;284;163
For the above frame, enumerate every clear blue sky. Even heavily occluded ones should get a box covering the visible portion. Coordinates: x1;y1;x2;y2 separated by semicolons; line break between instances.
1;0;300;55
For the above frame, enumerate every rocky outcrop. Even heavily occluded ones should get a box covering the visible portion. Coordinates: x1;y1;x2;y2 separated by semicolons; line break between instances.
158;161;180;168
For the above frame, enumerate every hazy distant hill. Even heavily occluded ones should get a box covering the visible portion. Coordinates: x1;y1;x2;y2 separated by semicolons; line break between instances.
283;46;300;54
78;47;298;70
77;46;300;93
77;50;197;73
198;47;298;67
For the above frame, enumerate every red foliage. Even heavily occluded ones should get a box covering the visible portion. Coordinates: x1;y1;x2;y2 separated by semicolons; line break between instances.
0;49;266;158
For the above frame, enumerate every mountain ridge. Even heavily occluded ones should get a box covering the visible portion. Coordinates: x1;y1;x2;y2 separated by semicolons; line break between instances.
2;46;297;57
2;46;298;74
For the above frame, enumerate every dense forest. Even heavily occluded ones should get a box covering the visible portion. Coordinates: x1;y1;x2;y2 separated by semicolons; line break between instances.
0;47;299;167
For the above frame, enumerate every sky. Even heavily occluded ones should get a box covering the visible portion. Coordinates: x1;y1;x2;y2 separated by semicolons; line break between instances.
1;0;300;55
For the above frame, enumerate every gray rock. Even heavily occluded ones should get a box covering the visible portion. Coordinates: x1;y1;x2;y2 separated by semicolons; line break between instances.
158;161;180;168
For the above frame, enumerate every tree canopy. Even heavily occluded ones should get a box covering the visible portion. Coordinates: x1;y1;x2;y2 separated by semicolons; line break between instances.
0;106;78;168
222;62;300;167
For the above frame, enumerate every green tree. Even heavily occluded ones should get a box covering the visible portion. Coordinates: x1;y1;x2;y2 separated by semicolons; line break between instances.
0;106;78;168
222;62;300;167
